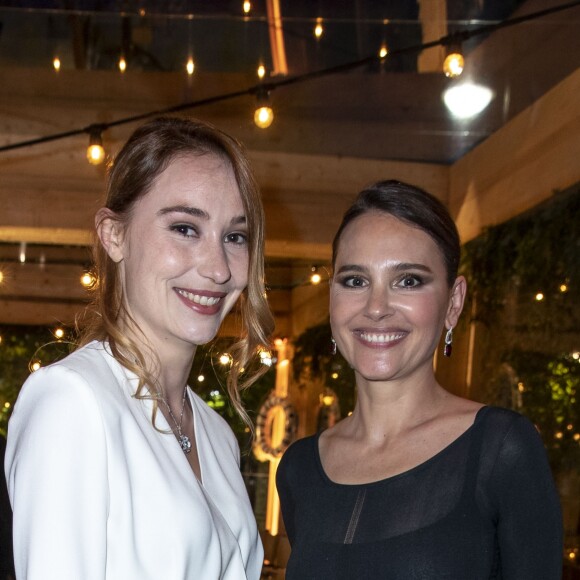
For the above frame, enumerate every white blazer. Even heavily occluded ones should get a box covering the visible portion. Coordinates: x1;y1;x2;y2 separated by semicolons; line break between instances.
5;341;263;580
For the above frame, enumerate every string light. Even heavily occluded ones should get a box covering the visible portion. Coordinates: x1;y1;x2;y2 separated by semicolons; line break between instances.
257;64;266;79
443;42;464;78
197;374;205;382
19;241;26;264
310;266;322;285
31;360;41;372
186;58;195;75
118;56;127;73
535;292;544;302
560;283;568;293
80;271;97;288
53;57;61;72
254;89;274;129
314;17;324;39
86;127;105;165
219;353;232;365
379;44;388;59
259;348;273;367
0;270;3;284
243;1;251;14
54;328;65;340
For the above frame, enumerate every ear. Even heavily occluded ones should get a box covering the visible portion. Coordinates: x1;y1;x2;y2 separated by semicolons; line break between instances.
445;275;467;330
95;208;125;263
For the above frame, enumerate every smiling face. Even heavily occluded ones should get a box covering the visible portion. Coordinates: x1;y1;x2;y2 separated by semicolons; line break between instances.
330;211;465;386
98;153;249;359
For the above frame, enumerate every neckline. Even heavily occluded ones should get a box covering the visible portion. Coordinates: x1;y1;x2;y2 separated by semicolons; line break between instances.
314;405;489;488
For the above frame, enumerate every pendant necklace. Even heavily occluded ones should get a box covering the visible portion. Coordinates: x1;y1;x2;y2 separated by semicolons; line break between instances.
161;387;192;454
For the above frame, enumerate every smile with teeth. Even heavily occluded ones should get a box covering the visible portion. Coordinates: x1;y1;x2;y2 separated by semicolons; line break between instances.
358;331;406;344
177;289;222;307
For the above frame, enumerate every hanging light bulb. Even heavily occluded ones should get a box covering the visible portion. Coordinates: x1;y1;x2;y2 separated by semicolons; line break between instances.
54;328;65;340
314;17;324;39
86;127;106;165
254;89;274;129
310;266;322;285
80;271;97;288
443;44;464;78
118;56;127;73
379;44;388;59
243;1;251;14
257;64;266;79
53;57;61;72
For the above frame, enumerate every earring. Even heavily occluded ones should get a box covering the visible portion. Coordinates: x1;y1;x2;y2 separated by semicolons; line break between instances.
330;337;337;356
443;328;453;357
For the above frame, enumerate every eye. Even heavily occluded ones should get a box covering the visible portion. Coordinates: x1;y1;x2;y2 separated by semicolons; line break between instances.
170;224;197;238
340;275;368;288
397;274;423;289
225;232;248;245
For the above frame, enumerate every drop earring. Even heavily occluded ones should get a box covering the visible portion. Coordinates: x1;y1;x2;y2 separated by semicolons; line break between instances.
330;337;337;356
443;328;453;357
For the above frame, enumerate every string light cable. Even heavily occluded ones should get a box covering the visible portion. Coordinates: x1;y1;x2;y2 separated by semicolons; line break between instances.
0;0;578;156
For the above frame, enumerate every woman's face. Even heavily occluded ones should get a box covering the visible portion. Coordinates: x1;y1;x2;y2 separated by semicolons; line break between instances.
100;153;249;358
330;211;464;384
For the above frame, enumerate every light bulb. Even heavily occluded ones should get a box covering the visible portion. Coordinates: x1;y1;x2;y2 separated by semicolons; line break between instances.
443;51;464;78
118;57;127;72
53;57;61;72
254;105;274;129
310;267;322;285
314;18;323;38
87;129;106;165
219;353;232;365
243;1;251;13
257;64;266;79
379;45;388;59
54;328;65;339
186;58;195;75
80;271;97;288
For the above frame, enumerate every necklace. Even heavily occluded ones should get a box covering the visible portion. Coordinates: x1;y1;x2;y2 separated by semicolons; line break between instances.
160;387;192;454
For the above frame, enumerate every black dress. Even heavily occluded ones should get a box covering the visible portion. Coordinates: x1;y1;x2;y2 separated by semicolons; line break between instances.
276;406;563;579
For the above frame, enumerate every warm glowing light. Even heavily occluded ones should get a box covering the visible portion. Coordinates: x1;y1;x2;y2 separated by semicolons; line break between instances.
535;292;544;301
118;57;127;72
139;8;146;17
572;352;580;360
80;272;97;288
219;353;232;365
197;374;205;382
310;273;321;285
4;402;10;409
53;57;61;72
54;328;65;339
87;130;105;165
314;18;323;38
379;45;388;59
19;241;26;264
569;552;576;560
517;382;525;392
322;395;335;406
574;433;580;441
443;83;493;119
186;58;195;75
331;372;339;379
254;105;274;129
257;64;266;79
259;349;273;367
443;51;464;77
31;361;41;372
560;283;568;293
567;424;574;430
555;431;563;439
243;1;251;13
0;270;3;284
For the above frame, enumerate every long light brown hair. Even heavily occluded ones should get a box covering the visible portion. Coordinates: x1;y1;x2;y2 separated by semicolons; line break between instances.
79;116;275;427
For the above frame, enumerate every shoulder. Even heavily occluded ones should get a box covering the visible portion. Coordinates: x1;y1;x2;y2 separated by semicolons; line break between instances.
278;434;319;474
477;406;540;445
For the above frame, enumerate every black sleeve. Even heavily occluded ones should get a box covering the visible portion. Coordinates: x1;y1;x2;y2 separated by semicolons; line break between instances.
489;415;563;579
276;444;297;545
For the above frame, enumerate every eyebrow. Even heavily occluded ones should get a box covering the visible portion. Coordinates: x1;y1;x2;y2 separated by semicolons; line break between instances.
157;205;246;225
335;262;433;275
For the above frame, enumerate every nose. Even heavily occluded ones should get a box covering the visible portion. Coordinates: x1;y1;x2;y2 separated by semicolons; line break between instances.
364;283;395;321
197;237;232;285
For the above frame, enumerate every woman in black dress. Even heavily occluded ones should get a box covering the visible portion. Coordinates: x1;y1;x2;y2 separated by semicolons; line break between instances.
277;180;562;579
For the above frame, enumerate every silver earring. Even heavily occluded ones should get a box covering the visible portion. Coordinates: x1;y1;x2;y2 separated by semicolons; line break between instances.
330;337;337;356
443;328;453;357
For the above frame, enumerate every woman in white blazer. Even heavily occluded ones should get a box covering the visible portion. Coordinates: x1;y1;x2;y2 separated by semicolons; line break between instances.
5;117;275;580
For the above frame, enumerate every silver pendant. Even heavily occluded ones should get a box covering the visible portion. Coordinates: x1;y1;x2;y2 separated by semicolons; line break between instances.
179;434;192;454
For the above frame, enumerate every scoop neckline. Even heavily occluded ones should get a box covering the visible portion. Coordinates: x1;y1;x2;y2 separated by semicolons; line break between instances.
313;405;489;488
